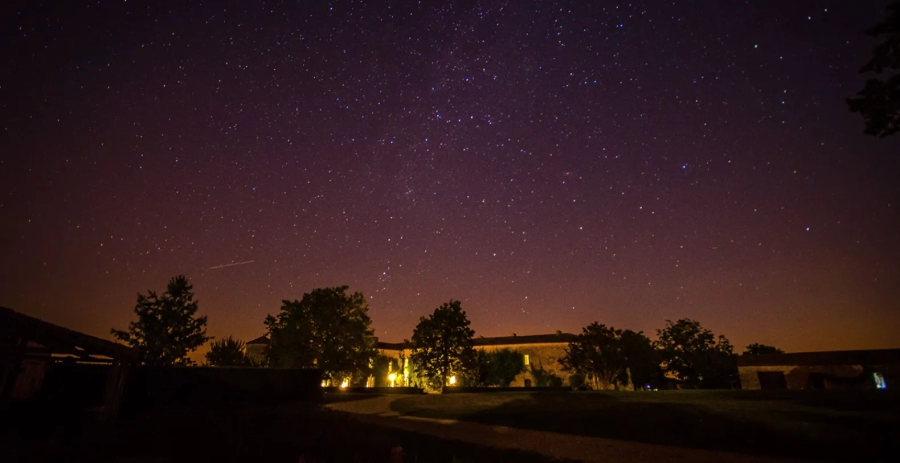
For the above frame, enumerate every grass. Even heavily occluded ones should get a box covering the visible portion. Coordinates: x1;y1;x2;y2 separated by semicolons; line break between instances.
390;389;900;461
3;398;577;463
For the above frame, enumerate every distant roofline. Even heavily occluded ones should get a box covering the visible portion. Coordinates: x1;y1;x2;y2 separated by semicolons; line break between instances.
377;332;576;351
0;305;139;361
248;332;576;350
738;348;900;367
246;335;270;345
377;342;406;350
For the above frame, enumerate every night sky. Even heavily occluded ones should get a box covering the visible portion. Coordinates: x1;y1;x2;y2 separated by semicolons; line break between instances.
2;0;898;358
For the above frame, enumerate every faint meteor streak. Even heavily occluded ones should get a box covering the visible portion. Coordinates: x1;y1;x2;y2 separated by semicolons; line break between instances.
207;260;255;270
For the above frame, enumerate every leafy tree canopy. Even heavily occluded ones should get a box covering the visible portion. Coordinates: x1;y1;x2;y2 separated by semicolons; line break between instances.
560;323;629;390
655;319;736;388
472;348;526;386
264;286;376;384
619;329;664;389
848;2;900;137
205;336;252;367
410;300;476;388
744;343;784;355
111;275;210;366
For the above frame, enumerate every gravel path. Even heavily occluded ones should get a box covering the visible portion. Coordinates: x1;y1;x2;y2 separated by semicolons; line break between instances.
327;394;804;463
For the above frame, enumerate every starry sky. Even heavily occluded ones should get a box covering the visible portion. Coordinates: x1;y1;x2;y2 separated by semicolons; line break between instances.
2;0;898;358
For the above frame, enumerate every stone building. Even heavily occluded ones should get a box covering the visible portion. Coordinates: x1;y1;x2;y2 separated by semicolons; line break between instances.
738;348;899;390
243;331;578;387
245;335;269;366
377;332;577;387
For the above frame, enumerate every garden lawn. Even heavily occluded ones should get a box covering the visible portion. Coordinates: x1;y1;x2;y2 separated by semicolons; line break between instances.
390;390;900;462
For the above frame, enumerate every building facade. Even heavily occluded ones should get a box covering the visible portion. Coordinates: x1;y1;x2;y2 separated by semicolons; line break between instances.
738;349;898;390
377;332;577;387
245;335;269;366
244;331;579;387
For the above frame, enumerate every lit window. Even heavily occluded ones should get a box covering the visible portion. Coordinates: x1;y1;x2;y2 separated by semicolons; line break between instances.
524;354;530;365
873;372;887;390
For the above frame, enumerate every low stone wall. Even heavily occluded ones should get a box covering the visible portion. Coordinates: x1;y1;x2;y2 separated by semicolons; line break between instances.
441;386;571;394
322;386;423;394
121;366;323;413
738;364;884;390
24;363;323;418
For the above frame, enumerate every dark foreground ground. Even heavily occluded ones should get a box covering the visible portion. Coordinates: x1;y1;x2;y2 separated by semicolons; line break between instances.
4;390;898;462
2;397;575;463
390;390;900;462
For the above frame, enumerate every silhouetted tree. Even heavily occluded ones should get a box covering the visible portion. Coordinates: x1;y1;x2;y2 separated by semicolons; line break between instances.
472;348;526;386
560;323;629;390
704;335;739;389
620;329;664;390
848;2;900;137
205;336;252;367
111;275;211;366
655;319;737;389
264;286;376;384
410;300;476;389
744;343;784;355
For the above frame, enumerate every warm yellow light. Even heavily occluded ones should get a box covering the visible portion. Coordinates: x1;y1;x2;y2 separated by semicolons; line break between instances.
449;375;457;385
321;380;327;387
340;379;348;389
388;373;397;386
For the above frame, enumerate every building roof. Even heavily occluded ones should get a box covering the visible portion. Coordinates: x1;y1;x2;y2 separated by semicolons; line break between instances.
473;332;577;346
738;348;900;367
246;335;270;345
0;305;139;362
377;332;577;351
377;341;406;350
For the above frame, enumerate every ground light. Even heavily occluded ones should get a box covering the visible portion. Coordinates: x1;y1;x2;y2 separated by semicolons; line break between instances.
873;372;887;389
388;373;397;386
449;375;457;385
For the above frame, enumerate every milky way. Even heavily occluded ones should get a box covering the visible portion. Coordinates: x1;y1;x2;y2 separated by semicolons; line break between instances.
2;0;898;356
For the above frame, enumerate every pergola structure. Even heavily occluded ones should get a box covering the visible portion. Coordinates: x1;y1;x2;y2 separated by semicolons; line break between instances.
0;306;139;421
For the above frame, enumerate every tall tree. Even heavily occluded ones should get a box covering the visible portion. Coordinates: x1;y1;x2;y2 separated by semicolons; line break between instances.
655;319;737;389
472;348;526;386
559;323;629;390
705;335;739;389
264;286;376;384
111;275;211;366
848;2;900;137
410;300;476;389
744;343;784;355
620;329;664;390
205;336;252;367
